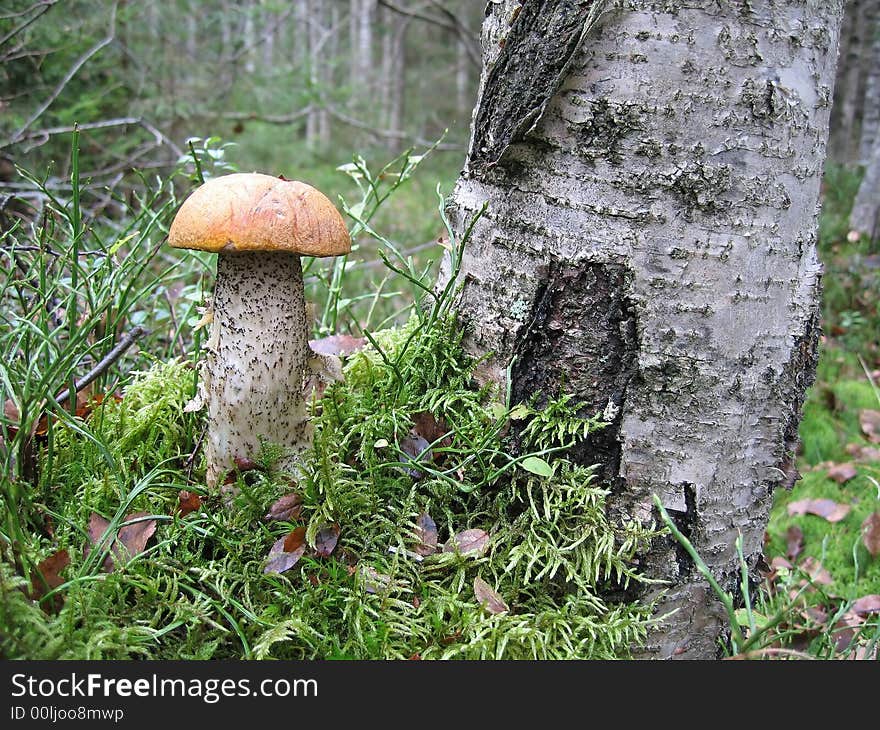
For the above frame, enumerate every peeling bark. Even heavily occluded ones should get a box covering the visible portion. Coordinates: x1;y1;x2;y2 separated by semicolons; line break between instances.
443;0;844;659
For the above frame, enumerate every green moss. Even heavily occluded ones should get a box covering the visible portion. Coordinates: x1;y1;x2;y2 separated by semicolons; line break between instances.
4;314;656;660
767;470;880;599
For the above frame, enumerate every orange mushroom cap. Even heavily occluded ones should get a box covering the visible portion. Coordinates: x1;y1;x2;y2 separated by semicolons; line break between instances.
168;172;351;257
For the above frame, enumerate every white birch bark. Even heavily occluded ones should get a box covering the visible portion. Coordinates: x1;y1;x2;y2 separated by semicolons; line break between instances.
443;0;844;659
850;133;880;239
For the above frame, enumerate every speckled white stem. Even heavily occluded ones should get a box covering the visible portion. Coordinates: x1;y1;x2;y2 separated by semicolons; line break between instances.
203;252;310;488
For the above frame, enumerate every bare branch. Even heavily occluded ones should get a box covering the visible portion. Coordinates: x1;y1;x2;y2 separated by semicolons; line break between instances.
377;0;480;66
324;104;464;151
0;0;58;48
2;3;117;149
54;325;149;407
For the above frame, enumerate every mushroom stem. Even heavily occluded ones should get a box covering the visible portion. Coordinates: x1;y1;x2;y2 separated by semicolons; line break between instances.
203;251;310;488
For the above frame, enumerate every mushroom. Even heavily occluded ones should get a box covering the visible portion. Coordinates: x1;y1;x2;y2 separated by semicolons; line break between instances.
168;172;350;488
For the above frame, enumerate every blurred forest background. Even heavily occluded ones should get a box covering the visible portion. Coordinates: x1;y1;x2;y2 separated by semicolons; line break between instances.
1;0;483;247
2;1;880;660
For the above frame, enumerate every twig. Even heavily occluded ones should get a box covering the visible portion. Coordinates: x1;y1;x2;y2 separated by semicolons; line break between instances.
185;425;207;482
324;105;464;150
0;1;57;49
2;3;117;148
54;325;148;406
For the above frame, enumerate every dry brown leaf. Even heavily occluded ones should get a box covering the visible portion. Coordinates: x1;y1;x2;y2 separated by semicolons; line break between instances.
309;335;366;356
800;556;833;586
177;490;202;517
264;492;303;522
29;549;70;613
444;529;490;556
283;526;307;553
786;525;804;561
411;411;452;454
233;455;260;472
851;595;880;616
473;576;508;614
264;527;307;574
787;498;851;523
862;512;880;558
826;462;858;484
845;443;880;462
860;410;880;444
314;523;341;557
413;511;438;556
85;511;157;572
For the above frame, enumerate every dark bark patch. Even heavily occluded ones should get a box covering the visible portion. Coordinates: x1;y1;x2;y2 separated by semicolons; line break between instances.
510;257;638;478
468;0;603;176
574;97;643;164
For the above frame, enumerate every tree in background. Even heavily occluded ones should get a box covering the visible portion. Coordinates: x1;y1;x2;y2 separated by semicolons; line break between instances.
444;0;845;658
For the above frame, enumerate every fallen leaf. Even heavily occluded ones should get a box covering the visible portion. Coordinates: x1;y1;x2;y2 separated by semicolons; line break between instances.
411;411;452;452
233;455;260;472
413;512;438;556
264;533;306;575
845;443;880;462
177;490;202;517
29;549;70;613
474;576;509;614
399;434;431;478
800;557;833;586
826;462;858;484
787;498;851;523
264;527;307;574
85;512;157;572
862;512;880;557
264;492;303;522
284;526;307;553
860;410;880;443
309;335;366;356
116;512;157;562
785;525;804;561
314;523;341;557
851;595;880;616
444;528;490;556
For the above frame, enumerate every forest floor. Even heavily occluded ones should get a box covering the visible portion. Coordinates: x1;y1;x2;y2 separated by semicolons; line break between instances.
1;143;878;660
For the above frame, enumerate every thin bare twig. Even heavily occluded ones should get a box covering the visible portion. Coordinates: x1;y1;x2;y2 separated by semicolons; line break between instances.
0;0;57;49
2;3;117;149
324;105;464;150
54;325;148;406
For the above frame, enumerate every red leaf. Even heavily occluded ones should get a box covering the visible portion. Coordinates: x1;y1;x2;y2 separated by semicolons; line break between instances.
264;527;307;574
413;511;438;556
444;529;490;556
411;411;452;449
862;512;880;558
474;576;508;614
785;525;804;561
264;492;303;522
860;410;880;444
852;595;880;616
29;549;70;613
309;335;366;356
787;498;851;523
283;526;307;553
233;455;260;472
177;490;202;517
826;463;858;484
314;523;341;557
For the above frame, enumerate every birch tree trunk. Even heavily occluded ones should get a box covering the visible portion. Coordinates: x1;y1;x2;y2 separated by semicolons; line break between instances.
858;4;880;165
443;0;844;659
850;135;880;241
